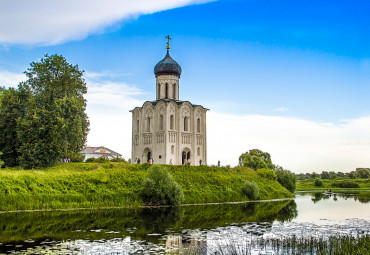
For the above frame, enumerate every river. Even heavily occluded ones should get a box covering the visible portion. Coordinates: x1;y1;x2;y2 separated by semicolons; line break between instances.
0;191;369;254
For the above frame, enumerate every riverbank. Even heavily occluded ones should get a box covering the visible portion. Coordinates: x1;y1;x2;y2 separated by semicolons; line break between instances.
0;163;293;211
296;178;370;191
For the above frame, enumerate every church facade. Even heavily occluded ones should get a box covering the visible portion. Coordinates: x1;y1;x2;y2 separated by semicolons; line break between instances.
130;38;208;165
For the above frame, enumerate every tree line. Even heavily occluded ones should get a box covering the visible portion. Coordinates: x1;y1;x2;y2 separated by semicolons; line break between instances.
296;168;370;180
0;54;89;169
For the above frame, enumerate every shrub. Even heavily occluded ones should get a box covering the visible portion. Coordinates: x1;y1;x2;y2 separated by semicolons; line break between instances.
85;157;110;163
241;181;259;200
257;168;277;180
332;180;360;188
314;178;324;187
275;170;297;193
140;165;184;205
68;152;85;162
110;157;126;163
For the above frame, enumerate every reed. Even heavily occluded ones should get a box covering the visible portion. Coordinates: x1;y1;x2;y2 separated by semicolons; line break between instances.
184;234;370;255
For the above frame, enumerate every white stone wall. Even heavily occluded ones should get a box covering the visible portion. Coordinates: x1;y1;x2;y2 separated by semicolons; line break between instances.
156;75;179;100
131;100;207;166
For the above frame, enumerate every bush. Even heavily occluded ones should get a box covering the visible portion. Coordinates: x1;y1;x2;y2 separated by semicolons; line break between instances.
241;181;259;200
140;165;184;205
332;180;360;188
85;157;109;163
275;170;297;193
257;168;277;180
110;157;126;163
85;157;95;163
68;152;85;162
314;178;324;187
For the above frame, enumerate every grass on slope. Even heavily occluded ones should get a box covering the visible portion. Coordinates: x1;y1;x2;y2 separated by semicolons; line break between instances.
0;163;292;211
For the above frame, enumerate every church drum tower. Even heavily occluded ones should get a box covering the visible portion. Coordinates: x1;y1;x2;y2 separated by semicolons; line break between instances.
130;36;208;165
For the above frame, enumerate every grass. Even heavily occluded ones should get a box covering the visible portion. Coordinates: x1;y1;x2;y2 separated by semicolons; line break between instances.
0;163;293;211
296;178;370;191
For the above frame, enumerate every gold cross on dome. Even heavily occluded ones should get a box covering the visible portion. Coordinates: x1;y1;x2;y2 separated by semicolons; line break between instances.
166;35;171;50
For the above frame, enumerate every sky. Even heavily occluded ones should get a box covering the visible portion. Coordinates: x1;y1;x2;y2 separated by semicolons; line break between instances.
0;0;369;173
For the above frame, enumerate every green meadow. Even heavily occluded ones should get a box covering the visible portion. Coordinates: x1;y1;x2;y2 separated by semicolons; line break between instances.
0;163;293;211
296;178;370;191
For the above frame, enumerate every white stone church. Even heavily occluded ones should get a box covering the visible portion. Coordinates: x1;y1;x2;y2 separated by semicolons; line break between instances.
130;38;208;165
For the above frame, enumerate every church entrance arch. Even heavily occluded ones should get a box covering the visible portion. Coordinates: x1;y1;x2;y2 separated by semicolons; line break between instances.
181;147;191;165
142;148;152;163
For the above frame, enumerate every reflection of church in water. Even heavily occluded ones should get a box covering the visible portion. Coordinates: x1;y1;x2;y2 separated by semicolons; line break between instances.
130;36;208;165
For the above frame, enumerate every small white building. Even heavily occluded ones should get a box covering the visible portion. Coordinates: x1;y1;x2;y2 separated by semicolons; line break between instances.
130;38;208;166
81;146;122;161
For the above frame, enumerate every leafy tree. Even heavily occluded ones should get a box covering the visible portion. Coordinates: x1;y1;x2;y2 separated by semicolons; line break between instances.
239;149;274;170
337;172;345;178
17;54;89;168
310;172;319;179
355;168;370;179
0;87;30;167
275;169;297;192
329;171;337;179
347;171;356;179
320;171;330;179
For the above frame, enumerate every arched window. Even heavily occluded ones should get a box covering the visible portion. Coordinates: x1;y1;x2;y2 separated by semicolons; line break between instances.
159;115;164;130
136;119;139;133
146;117;150;132
171;145;174;154
173;83;176;99
157;83;160;98
197;147;200;156
197;118;200;133
170;115;174;130
165;83;168;99
184;116;188;131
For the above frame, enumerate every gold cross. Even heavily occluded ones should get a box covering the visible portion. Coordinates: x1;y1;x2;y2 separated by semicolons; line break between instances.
166;35;171;50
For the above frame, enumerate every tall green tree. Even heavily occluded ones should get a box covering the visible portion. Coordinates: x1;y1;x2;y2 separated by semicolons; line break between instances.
0;87;30;166
17;54;89;168
239;149;274;170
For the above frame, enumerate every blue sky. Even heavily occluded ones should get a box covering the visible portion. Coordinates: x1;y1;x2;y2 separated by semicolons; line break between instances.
1;0;369;172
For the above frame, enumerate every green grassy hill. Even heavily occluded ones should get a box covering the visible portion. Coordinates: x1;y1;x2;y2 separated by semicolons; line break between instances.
0;163;293;211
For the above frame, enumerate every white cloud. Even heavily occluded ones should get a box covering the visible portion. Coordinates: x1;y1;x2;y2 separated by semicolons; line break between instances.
84;73;145;159
275;106;289;112
0;0;211;45
207;112;370;172
0;70;27;87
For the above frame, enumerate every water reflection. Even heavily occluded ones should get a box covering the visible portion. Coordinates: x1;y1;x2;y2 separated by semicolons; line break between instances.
0;192;368;254
303;191;370;204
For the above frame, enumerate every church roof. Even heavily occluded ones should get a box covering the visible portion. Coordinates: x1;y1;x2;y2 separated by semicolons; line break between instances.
154;50;182;77
81;146;122;157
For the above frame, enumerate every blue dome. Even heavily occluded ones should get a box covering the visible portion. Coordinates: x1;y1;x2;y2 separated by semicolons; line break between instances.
154;50;182;77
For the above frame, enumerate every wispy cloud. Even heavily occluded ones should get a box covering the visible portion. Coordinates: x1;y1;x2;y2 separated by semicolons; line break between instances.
0;0;212;45
0;70;26;88
275;106;289;112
